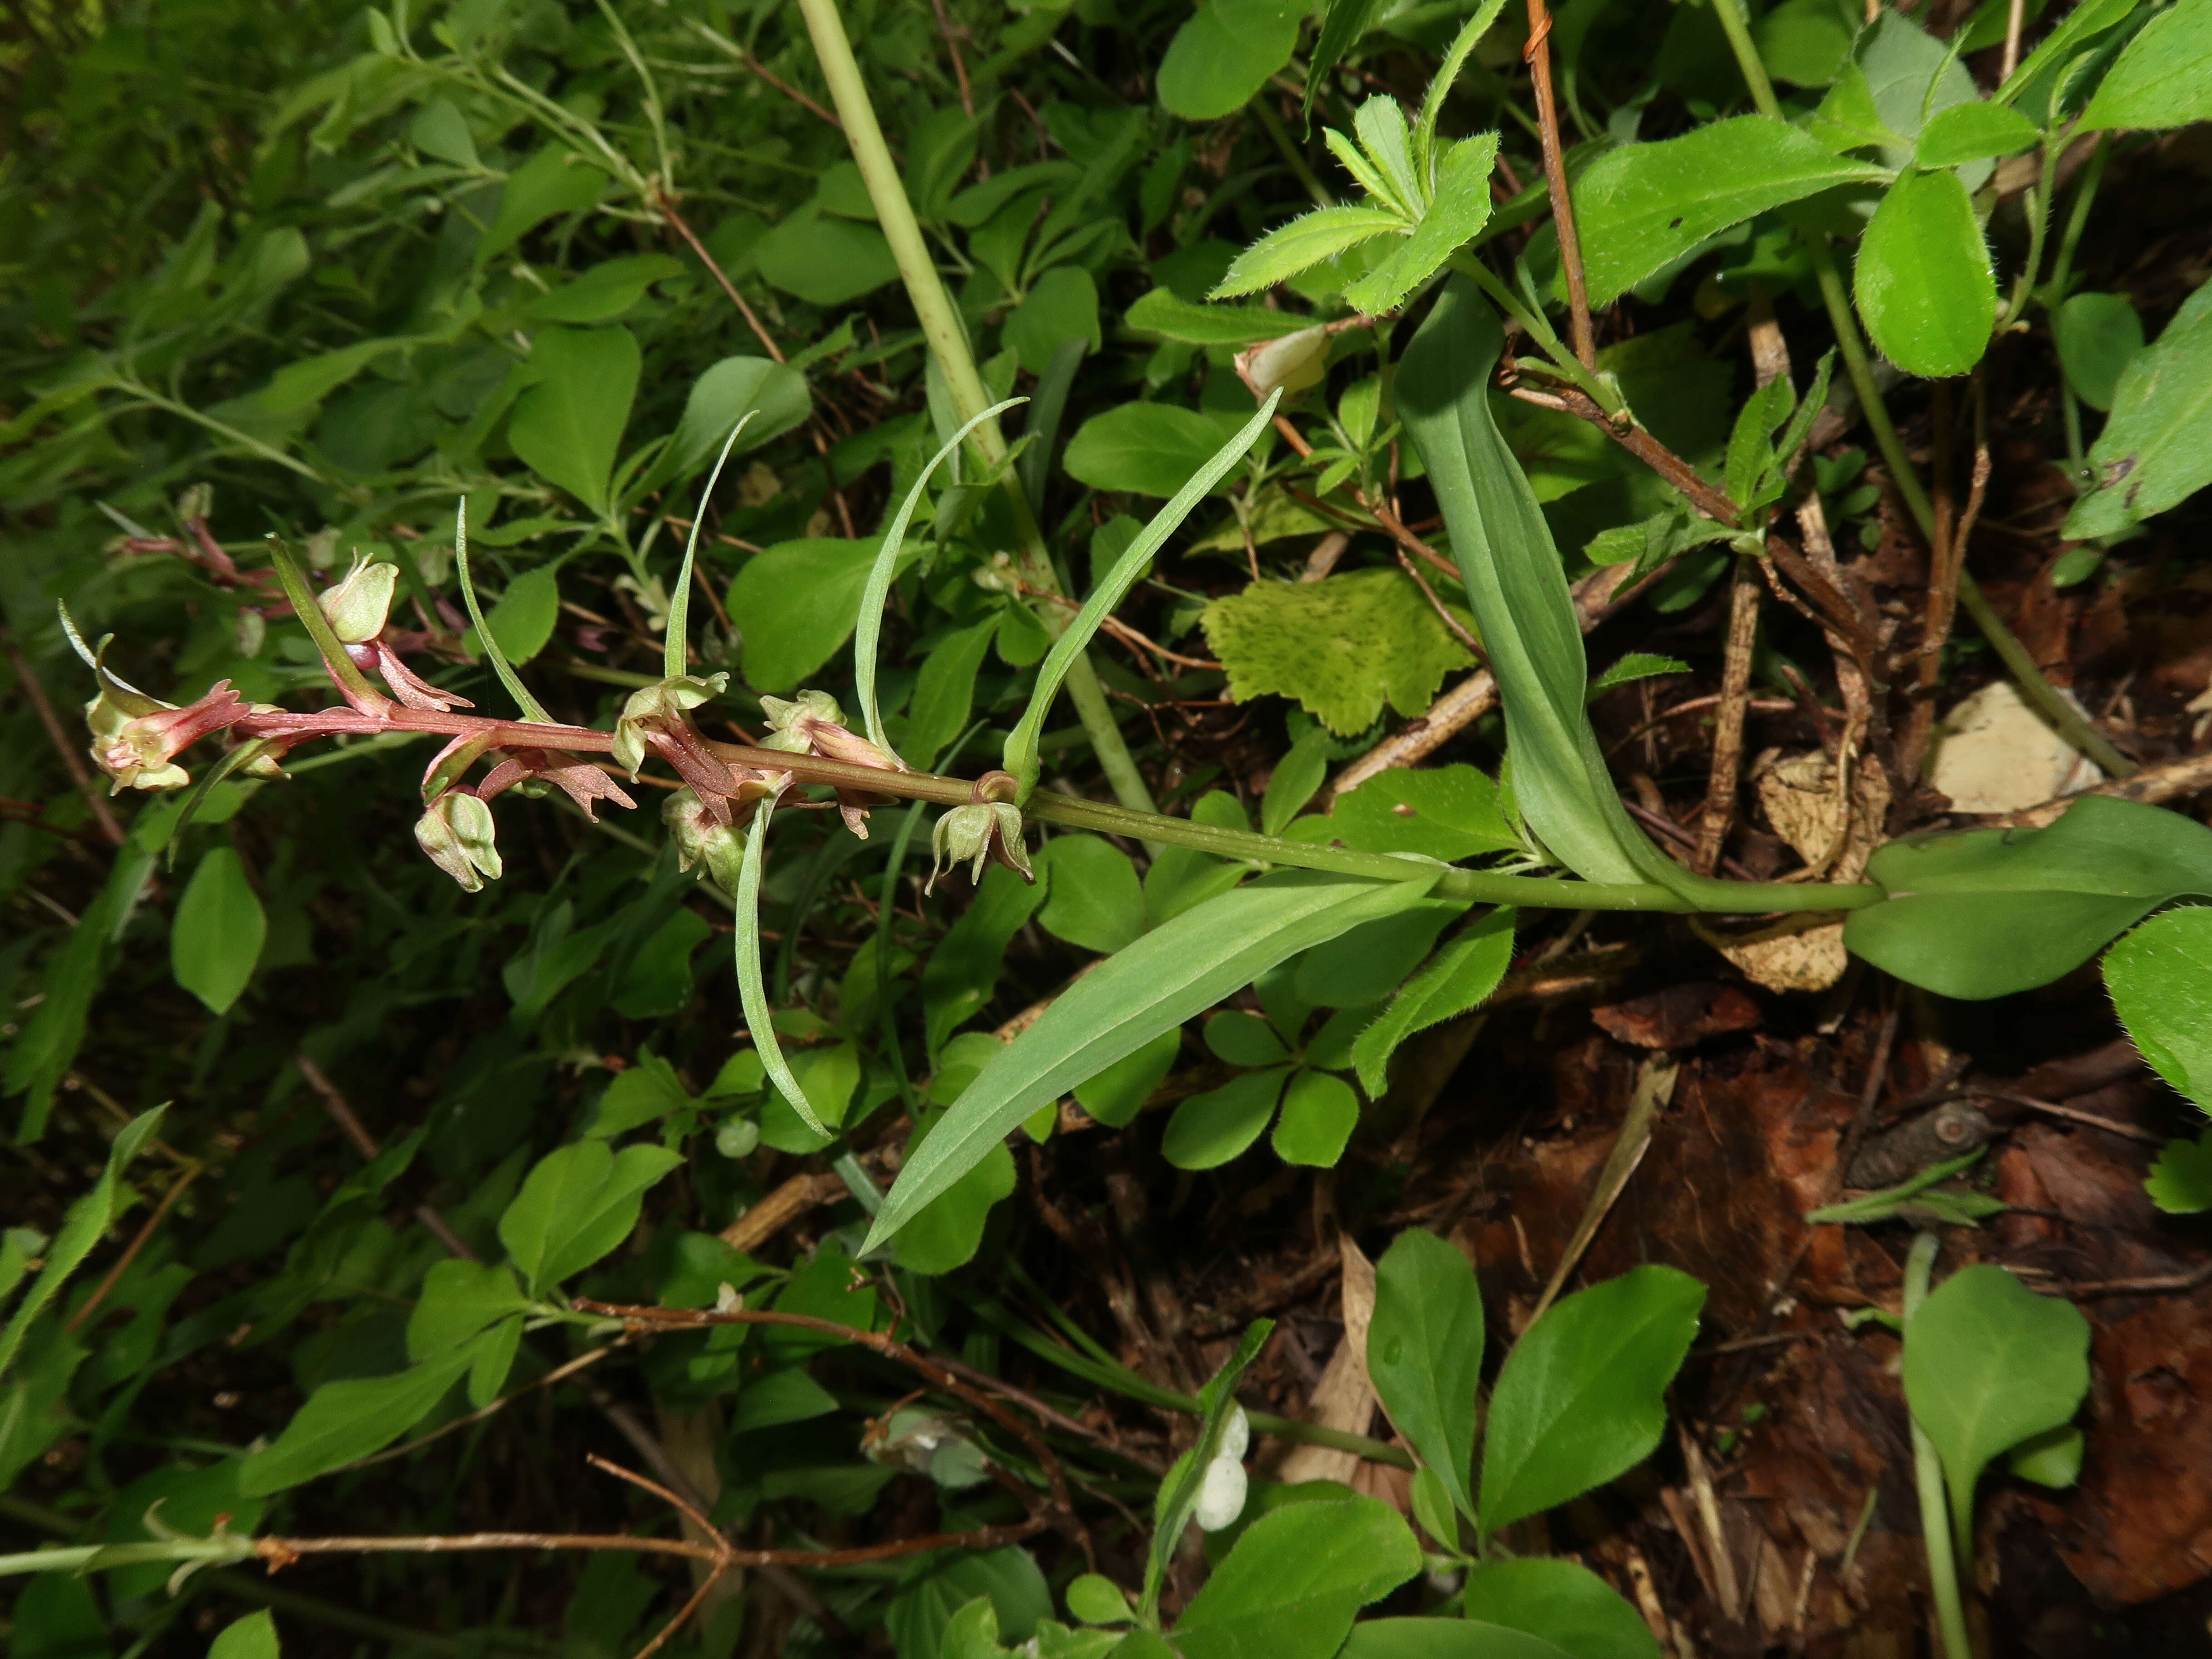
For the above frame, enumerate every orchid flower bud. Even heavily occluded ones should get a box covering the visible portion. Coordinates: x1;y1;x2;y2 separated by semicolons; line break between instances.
415;790;502;892
664;786;746;895
927;801;1033;893
320;555;398;644
612;673;727;775
1236;325;1330;401
760;688;906;772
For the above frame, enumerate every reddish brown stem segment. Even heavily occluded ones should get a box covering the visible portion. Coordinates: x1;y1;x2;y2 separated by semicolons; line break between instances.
1523;0;1595;368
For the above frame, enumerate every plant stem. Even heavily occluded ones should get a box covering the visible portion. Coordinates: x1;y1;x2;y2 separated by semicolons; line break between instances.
1253;96;1332;208
1449;253;1624;417
1707;0;2131;779
790;0;1155;814
1708;0;1783;118
1022;788;1880;914
1905;1231;1978;1659
1522;0;1594;367
1803;236;2135;779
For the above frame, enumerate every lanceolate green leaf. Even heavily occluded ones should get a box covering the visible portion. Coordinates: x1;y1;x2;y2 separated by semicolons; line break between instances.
1569;117;1886;307
855;398;1023;756
1003;391;1279;793
1211;206;1403;299
1843;795;2212;999
1367;1229;1484;1523
1477;1265;1705;1540
0;1106;165;1378
2080;0;2212;131
862;870;1438;1251
1397;278;1689;895
170;847;266;1016
2063;282;2212;540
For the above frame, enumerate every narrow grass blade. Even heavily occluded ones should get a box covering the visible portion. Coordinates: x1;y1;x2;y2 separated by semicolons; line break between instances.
855;397;1025;759
1002;389;1280;794
664;410;757;683
735;805;825;1136
453;500;555;724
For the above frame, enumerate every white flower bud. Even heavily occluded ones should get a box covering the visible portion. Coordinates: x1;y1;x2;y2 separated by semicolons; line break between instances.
319;556;398;643
1236;326;1331;400
1217;1404;1250;1464
1193;1452;1249;1533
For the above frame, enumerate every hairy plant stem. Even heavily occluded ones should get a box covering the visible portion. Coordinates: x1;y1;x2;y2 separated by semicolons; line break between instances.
789;0;1156;814
1706;0;2136;781
1905;1232;1978;1659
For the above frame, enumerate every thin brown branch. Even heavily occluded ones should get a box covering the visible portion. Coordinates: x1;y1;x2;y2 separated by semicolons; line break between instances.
656;195;784;363
1898;382;1990;783
928;0;975;116
1507;386;1740;525
4;633;126;846
1272;414;1461;581
296;1052;481;1262
577;1299;1093;1565
1692;557;1761;876
65;1161;201;1333
1396;546;1483;657
1522;0;1594;366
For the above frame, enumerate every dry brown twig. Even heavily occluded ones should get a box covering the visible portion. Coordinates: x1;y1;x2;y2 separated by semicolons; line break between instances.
576;1297;1096;1567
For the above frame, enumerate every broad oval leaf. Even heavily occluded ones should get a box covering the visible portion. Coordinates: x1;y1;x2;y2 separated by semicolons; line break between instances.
1171;1494;1423;1659
2102;906;2212;1111
1063;402;1242;497
172;846;266;1016
1036;835;1146;955
472;565;560;665
1461;1559;1662;1659
1477;1265;1704;1539
1272;1068;1359;1166
1913;101;2040;168
1366;1229;1484;1524
1163;1066;1292;1169
1202;568;1474;738
862;872;1439;1252
638;354;811;497
497;1139;684;1293
1854;169;1995;379
2080;0;2212;131
727;535;886;694
208;1611;280;1659
1157;0;1302;121
509;325;640;516
2053;290;2144;412
1901;1263;2089;1554
1342;1622;1573;1659
753;212;900;306
1569;117;1885;307
1843;795;2212;999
